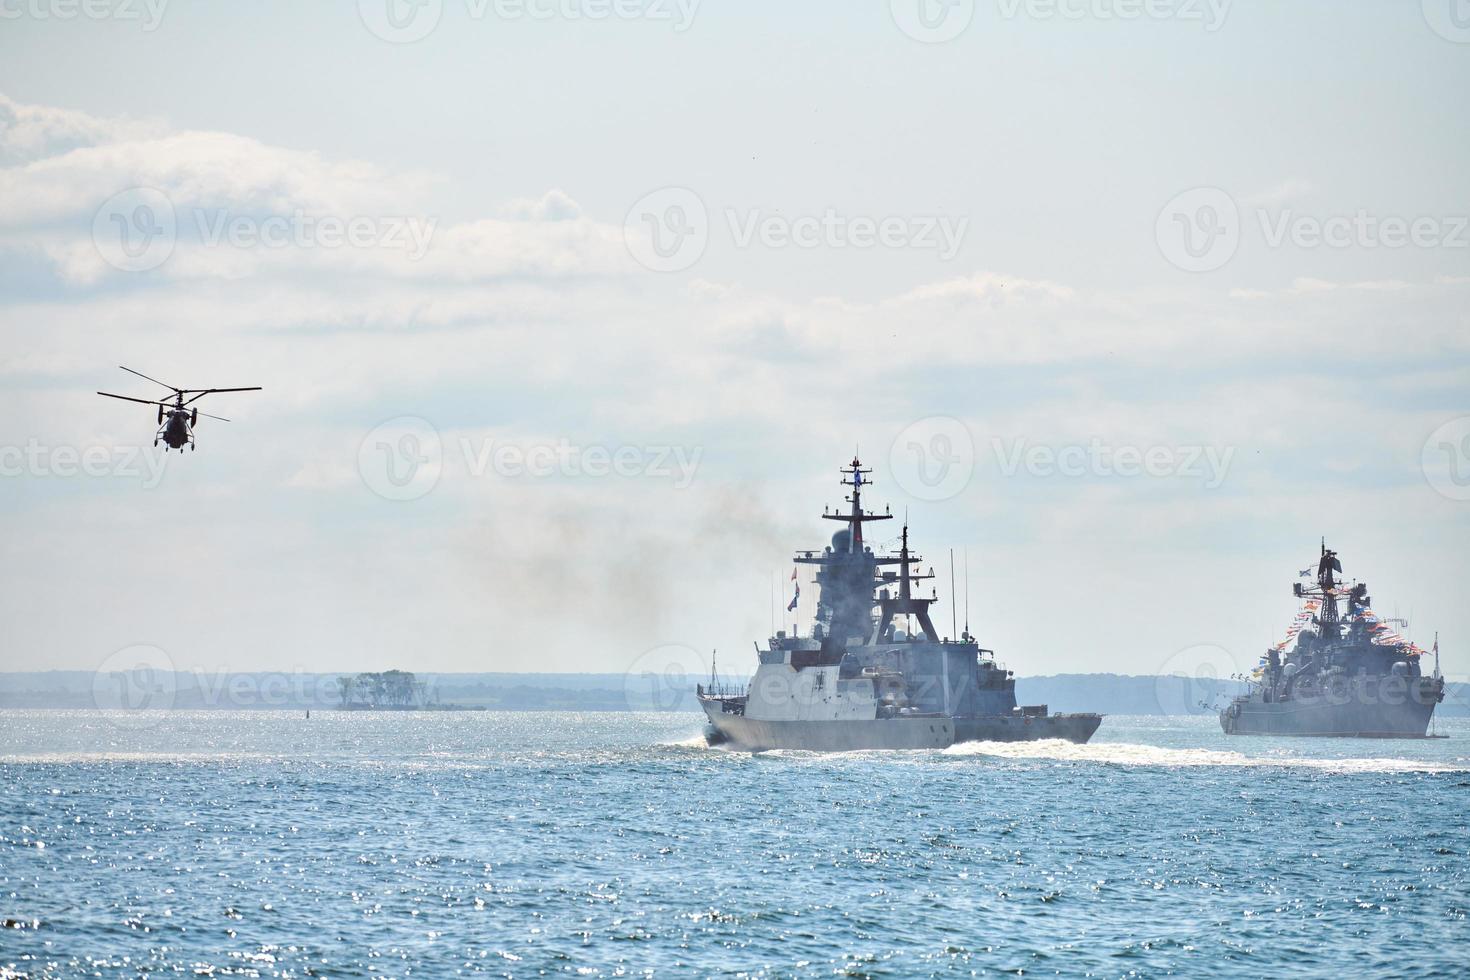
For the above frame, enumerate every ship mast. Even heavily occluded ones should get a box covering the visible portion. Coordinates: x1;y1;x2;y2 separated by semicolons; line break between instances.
1316;539;1342;637
821;457;888;551
872;521;941;643
789;457;958;650
797;457;895;648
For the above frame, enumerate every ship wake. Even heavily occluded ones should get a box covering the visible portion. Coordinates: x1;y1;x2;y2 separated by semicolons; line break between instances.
942;739;1468;773
659;734;714;750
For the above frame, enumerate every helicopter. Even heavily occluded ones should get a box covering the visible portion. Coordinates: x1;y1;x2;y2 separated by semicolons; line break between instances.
97;366;262;452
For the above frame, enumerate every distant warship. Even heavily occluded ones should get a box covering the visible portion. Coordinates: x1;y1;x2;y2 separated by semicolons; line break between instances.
698;457;1102;751
1221;542;1445;738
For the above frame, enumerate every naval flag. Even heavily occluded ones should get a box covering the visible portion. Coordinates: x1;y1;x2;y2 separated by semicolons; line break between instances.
787;579;800;612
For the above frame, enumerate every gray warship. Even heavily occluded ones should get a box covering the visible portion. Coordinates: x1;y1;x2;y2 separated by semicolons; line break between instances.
1220;542;1445;738
698;457;1102;751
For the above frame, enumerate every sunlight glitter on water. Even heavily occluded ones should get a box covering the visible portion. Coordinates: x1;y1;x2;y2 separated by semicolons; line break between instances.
2;711;1467;978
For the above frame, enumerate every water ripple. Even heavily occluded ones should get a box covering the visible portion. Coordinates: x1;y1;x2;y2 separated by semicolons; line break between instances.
0;711;1466;978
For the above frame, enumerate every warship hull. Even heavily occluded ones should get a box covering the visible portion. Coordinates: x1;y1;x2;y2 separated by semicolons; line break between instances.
954;713;1102;744
702;703;1101;752
702;711;953;751
1220;696;1438;738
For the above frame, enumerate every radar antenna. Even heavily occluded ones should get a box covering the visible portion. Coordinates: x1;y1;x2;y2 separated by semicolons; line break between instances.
963;547;970;640
949;549;957;641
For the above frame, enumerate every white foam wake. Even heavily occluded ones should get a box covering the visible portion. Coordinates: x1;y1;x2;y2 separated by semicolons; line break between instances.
942;739;1468;773
659;734;712;749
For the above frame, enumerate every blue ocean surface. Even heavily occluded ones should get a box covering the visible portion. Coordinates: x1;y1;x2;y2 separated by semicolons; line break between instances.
1;710;1467;977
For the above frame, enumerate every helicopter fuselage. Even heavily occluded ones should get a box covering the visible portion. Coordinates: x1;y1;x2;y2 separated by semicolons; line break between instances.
159;408;195;449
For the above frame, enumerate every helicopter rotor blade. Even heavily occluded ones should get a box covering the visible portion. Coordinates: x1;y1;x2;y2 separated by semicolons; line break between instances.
97;391;170;408
118;366;180;394
193;410;231;422
181;387;263;406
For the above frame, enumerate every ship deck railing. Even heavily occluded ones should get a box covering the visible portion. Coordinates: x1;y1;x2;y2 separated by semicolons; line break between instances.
696;683;748;700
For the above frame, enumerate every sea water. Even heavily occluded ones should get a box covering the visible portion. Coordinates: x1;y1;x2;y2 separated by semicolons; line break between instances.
1;710;1467;977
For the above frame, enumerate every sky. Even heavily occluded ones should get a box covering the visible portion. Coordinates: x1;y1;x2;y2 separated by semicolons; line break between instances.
0;0;1467;686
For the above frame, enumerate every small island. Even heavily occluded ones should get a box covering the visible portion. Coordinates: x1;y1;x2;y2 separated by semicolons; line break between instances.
335;670;484;711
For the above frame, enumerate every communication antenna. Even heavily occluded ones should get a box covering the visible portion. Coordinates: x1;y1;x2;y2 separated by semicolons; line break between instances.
949;549;957;641
963;546;970;638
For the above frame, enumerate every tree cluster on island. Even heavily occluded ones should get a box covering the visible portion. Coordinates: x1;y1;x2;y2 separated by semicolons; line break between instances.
336;670;426;709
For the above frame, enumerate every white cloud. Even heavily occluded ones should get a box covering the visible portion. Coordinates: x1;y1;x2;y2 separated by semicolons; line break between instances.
498;189;583;222
0;93;164;166
2;93;1468;676
0;100;628;286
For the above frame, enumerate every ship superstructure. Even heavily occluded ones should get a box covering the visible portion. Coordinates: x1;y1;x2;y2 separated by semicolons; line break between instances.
1221;542;1445;738
698;457;1101;751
